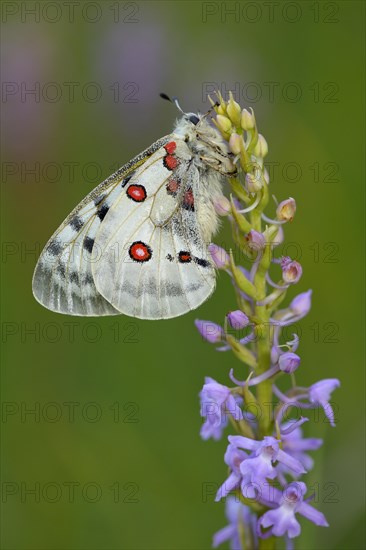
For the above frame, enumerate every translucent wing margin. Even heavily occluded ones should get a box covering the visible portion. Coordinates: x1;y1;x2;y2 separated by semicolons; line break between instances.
32;137;170;316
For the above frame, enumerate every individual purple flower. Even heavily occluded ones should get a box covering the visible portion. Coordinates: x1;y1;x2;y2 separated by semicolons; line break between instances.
227;310;249;330
258;482;329;539
200;378;243;441
281;257;302;284
272;334;300;365
229;435;306;487
245;171;262;193
270;291;312;332
195;320;224;343
279;352;301;374
308;379;340;427
290;289;312;316
213;497;258;549
209;244;230;269
215;443;247;500
245;229;266;251
280;421;323;474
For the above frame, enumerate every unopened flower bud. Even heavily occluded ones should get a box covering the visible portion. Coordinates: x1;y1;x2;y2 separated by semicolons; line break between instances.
227;310;249;330
281;257;302;284
207;94;216;108
217;104;226;115
276;197;296;222
208;243;230;269
214;196;231;216
245;172;262;193
279;352;301;373
290;290;312;316
226;92;241;127
253;134;268;158
216;114;232;134
195;319;223;343
229;133;242;155
215;90;226;113
241;108;255;130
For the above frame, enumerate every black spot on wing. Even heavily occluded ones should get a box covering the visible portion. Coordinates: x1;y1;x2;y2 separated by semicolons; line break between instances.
70;272;79;284
47;240;63;256
83;236;94;253
83;274;94;285
57;263;66;277
194;257;210;268
97;204;109;221
94;194;105;207
121;173;134;188
70;216;84;231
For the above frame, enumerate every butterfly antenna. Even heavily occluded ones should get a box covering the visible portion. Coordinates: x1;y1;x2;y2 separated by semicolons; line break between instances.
159;93;186;115
202;101;220;120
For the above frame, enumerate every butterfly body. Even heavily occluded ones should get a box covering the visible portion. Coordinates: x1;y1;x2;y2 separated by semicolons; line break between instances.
33;113;236;319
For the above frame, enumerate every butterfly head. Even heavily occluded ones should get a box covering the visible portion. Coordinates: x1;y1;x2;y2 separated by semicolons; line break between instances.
160;93;237;176
176;112;237;176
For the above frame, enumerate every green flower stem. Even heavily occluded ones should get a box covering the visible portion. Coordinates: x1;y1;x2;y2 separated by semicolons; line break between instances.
236;491;266;515
228;412;255;439
259;536;276;550
253;239;273;437
230;177;251;204
230;198;253;233
226;335;257;369
250;182;269;232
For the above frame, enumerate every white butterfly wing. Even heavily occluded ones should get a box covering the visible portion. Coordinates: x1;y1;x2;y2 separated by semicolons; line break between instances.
93;139;216;319
32;138;169;315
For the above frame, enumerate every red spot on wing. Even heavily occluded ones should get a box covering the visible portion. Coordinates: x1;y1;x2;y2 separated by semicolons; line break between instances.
127;184;147;202
129;241;152;262
178;251;192;263
166;178;180;196
164;154;179;171
164;141;176;154
183;188;195;211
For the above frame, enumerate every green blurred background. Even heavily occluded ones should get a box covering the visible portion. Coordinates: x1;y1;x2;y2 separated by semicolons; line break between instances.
1;1;365;549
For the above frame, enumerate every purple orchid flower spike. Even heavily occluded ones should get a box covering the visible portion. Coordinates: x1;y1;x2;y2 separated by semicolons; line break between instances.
194;95;339;549
308;378;341;427
258;482;329;539
200;378;243;441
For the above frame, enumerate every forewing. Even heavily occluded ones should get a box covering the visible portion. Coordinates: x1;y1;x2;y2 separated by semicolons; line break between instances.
32;137;169;315
93;141;216;319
